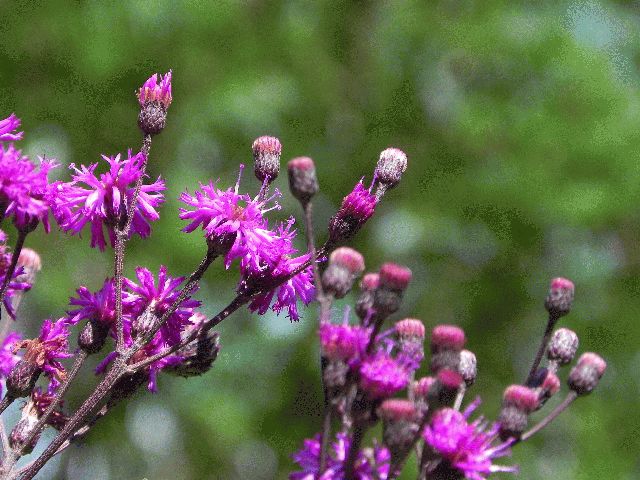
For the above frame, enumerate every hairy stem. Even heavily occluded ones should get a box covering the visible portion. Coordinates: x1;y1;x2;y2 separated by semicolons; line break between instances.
0;397;13;417
525;313;557;386
114;231;126;352
519;391;577;442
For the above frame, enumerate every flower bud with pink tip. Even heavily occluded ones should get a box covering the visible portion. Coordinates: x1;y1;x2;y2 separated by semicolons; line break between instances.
137;71;172;135
378;399;420;462
373;263;412;318
430;324;466;373
287;156;318;205
544;277;574;319
499;385;538;439
322;247;365;299
355;273;379;321
568;352;606;395
252;136;282;184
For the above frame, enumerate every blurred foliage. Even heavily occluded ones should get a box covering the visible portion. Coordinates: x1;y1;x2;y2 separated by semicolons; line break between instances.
0;0;639;478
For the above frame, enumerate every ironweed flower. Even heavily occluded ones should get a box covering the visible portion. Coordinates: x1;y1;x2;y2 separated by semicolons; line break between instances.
13;319;72;388
290;432;390;480
0;144;57;231
0;114;23;142
329;181;377;243
319;322;370;363
359;352;410;400
137;71;172;134
51;150;165;250
0;332;22;381
179;166;283;269
424;399;518;480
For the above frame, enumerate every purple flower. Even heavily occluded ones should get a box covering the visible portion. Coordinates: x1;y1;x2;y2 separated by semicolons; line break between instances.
14;319;72;387
290;432;390;480
67;278;135;328
124;265;200;345
423;399;518;480
359;352;409;399
328;181;377;242
0;144;57;231
0;332;22;378
0;114;23;142
319;322;370;363
51;150;165;250
137;71;172;109
179;166;283;270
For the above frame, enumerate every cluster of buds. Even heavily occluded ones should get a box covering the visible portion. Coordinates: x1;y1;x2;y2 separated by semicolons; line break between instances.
291;272;607;480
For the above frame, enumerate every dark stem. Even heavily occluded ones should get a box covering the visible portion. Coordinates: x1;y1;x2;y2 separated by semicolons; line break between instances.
18;359;126;480
525;313;557;385
344;423;366;480
17;351;87;456
519;391;577;442
0;230;27;322
114;231;126;352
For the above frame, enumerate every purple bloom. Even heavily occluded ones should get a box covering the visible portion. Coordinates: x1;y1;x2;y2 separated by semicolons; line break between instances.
51;150;165;250
137;71;172;108
291;432;390;480
0;114;23;142
329;181;377;242
319;322;370;363
31;386;68;429
14;319;72;387
0;332;22;378
359;352;409;399
179;166;283;270
124;265;200;345
0;144;57;232
67;278;135;328
423;399;518;480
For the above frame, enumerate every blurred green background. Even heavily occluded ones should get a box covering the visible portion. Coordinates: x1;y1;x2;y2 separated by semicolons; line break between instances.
0;1;638;479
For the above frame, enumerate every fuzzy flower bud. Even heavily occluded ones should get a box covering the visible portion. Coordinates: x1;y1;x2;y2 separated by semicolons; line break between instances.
498;385;538;439
252;136;281;184
433;369;463;405
458;349;477;387
328;181;377;243
322;247;365;298
164;331;220;378
547;328;579;365
78;319;111;355
373;263;412;318
396;318;425;369
287;156;318;204
137;71;172;135
538;370;561;405
378;399;420;461
375;148;408;191
355;273;379;321
544;277;574;318
568;352;606;396
430;325;465;373
10;409;39;453
6;361;40;399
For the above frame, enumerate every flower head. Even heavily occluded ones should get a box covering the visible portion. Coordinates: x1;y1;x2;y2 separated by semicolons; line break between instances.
0;144;57;232
0;332;22;378
424;399;518;480
290;432;390;480
137;71;172;109
359;352;409;399
124;265;201;346
51;150;165;250
179;166;283;270
329;181;377;242
0;114;23;142
319;322;370;362
13;319;72;386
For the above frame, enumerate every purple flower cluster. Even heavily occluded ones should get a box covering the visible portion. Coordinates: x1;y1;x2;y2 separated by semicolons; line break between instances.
51;150;165;250
0;114;23;142
180;168;315;321
291;432;390;480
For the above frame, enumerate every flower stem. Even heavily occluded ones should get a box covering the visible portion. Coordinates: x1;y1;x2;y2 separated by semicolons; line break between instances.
0;230;27;324
114;231;126;352
525;313;557;386
0;397;12;417
344;422;366;480
519;391;577;442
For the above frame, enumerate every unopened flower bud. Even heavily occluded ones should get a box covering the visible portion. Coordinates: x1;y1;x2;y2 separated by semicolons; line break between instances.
413;376;436;399
78;319;110;354
498;385;538;439
373;263;412;318
355;273;379;321
544;277;574;318
9;410;39;453
17;248;41;280
547;328;579;365
252;136;281;183
430;325;465;373
132;308;160;340
6;360;40;399
322;247;365;298
395;318;425;368
539;370;561;405
375;148;407;192
328;182;377;243
503;385;539;413
137;71;172;135
165;330;220;378
458;349;477;387
288;156;319;204
378;399;420;461
568;352;606;395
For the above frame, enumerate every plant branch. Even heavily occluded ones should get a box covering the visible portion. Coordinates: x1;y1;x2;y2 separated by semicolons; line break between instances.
519;391;577;442
0;230;27;324
525;313;557;385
